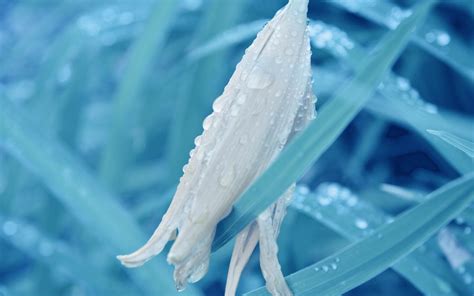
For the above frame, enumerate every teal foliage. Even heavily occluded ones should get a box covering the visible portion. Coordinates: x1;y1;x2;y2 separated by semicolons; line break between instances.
0;0;473;295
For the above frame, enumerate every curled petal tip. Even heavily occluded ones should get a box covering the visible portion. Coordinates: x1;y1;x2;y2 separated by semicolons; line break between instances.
116;254;146;268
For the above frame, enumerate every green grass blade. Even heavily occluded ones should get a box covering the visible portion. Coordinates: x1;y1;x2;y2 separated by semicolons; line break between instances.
330;0;474;80
288;184;468;295
427;129;474;158
245;174;474;295
0;214;139;295
309;20;474;174
0;97;200;296
186;20;266;62
212;0;435;251
100;0;179;188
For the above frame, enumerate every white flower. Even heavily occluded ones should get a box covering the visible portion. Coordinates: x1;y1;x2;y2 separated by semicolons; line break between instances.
118;0;315;295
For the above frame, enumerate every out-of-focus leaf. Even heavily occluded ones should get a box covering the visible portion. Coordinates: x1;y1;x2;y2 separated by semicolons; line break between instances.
0;214;139;295
0;97;200;296
246;174;474;295
288;184;469;295
100;0;179;188
330;0;474;80
186;20;266;62
212;0;434;251
166;0;246;184
309;20;474;174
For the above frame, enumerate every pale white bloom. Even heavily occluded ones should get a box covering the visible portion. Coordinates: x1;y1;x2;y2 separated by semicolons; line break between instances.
118;0;315;295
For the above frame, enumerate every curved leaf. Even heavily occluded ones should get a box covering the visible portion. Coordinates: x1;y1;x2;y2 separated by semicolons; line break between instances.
288;184;469;295
246;174;474;295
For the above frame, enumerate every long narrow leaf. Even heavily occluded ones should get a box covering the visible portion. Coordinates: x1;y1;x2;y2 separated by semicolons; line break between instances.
246;174;474;295
166;0;246;183
0;214;139;295
330;0;474;80
309;20;474;174
212;0;435;251
100;0;179;188
288;184;469;295
0;97;200;296
427;129;474;158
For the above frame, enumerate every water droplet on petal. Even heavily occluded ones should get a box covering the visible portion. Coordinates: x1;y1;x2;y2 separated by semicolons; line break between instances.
194;135;202;146
285;48;294;56
219;166;235;187
203;114;214;130
230;105;239;117
237;94;247;105
213;96;225;112
246;67;274;89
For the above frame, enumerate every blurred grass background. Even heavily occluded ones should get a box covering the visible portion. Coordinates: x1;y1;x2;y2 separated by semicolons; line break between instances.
0;0;473;295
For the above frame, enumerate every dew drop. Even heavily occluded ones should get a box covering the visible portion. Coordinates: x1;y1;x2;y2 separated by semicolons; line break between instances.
2;221;18;236
284;48;294;56
230;105;239;117
237;94;247;105
219;166;235;187
203;114;214;130
396;77;410;91
213;96;225;112
176;282;186;292
317;196;332;206
355;218;368;229
326;183;339;197
331;263;337;270
275;56;283;64
436;32;450;46
322;265;329;272
246;67;274;89
194;135;202;146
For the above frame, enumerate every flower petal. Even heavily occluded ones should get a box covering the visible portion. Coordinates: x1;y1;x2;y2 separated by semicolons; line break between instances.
118;0;314;292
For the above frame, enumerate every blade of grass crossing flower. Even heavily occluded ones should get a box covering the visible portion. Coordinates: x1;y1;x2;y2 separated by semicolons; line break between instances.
289;184;468;295
245;174;474;295
0;97;200;296
212;0;435;251
100;0;179;189
186;20;266;62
